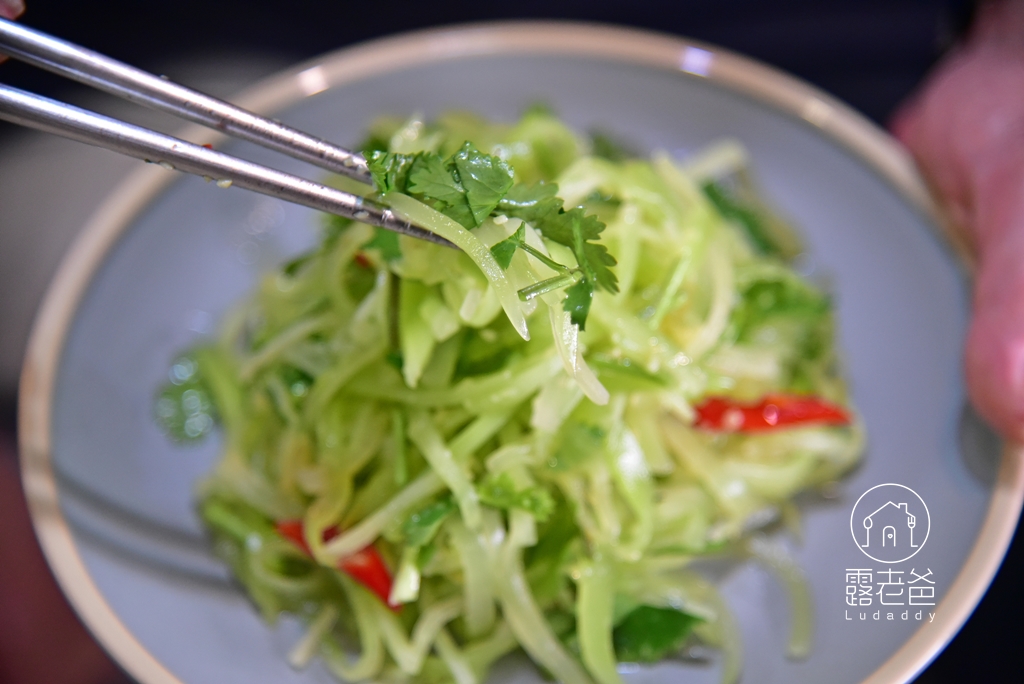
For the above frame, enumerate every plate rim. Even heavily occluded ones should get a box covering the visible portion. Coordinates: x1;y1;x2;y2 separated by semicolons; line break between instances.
18;19;1024;684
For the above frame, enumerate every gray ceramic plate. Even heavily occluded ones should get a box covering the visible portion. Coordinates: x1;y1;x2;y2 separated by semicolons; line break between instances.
19;21;1024;684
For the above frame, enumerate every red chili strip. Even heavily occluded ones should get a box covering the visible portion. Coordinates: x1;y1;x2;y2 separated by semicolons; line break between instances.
275;520;397;608
693;394;851;432
275;519;311;553
338;547;395;608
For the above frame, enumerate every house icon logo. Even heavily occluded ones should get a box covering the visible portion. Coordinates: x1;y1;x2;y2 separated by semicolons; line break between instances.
850;483;930;563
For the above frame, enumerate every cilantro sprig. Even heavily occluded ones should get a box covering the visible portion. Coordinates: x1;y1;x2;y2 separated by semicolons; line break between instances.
478;472;555;522
368;147;617;330
612;605;702;663
368;142;514;230
491;184;618;329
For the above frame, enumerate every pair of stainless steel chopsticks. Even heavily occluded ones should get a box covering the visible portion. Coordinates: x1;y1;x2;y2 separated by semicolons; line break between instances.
0;17;454;247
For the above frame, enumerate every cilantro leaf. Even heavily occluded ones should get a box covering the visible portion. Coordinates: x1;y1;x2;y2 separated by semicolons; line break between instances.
363;227;402;262
478;472;555;522
588;355;670;392
550;422;605;471
490;237;518;270
452;142;514;225
702;180;779;257
367;150;416;193
517;487;556;521
581;239;618;293
490;224;526;270
497;181;562;223
562;278;594;330
731;276;829;341
535;208;619;295
477;472;517;508
407;153;465;205
405;153;477;229
728;271;833;391
374;144;511;230
401;495;457;547
436;195;477;230
612;605;701;663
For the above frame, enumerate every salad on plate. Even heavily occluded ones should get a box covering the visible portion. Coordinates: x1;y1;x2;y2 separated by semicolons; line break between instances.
156;107;862;684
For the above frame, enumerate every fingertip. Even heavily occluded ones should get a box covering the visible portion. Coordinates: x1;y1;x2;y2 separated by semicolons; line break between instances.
0;0;25;20
888;98;921;148
965;308;1024;442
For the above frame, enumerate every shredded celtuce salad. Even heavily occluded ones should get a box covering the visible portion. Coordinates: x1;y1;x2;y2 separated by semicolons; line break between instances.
156;108;863;684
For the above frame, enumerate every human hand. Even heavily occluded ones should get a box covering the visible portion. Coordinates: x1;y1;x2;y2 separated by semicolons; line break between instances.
892;0;1024;441
0;0;24;20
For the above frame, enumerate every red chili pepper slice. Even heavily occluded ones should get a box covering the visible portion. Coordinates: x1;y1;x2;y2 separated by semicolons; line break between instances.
353;252;373;269
693;394;851;432
338;547;395;607
275;519;311;553
274;520;396;608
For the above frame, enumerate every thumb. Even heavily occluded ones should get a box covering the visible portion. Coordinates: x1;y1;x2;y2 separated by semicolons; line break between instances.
888;0;1024;440
965;155;1024;441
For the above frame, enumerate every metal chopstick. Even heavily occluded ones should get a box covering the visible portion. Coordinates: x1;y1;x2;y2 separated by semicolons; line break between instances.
0;84;454;248
0;18;456;248
0;16;371;183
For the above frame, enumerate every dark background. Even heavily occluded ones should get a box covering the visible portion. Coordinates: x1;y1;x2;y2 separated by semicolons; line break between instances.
0;0;975;129
1;1;1020;682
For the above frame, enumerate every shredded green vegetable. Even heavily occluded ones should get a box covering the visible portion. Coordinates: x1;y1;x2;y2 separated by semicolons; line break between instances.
158;109;863;684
